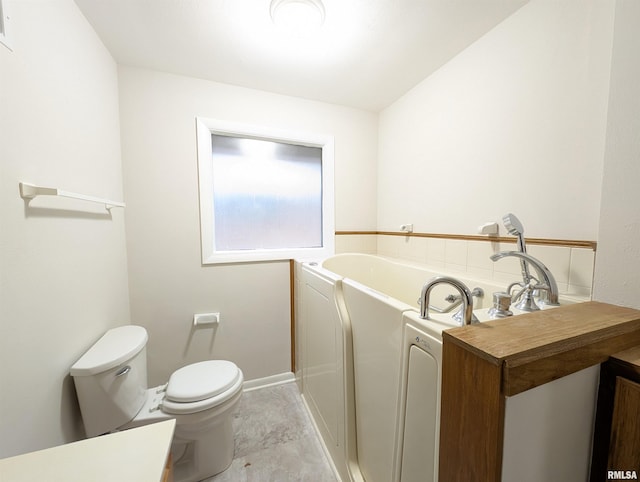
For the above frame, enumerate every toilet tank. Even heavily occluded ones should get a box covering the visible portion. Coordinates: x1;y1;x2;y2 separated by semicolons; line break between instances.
70;325;149;437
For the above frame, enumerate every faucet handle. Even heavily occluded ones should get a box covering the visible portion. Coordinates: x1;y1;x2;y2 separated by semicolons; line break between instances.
488;292;513;319
494;292;512;311
513;287;540;312
533;286;560;307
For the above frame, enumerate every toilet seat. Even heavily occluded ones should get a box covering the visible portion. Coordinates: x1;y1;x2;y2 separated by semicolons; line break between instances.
162;361;243;415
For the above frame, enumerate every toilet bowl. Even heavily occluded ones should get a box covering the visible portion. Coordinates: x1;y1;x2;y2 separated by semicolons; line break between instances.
70;325;243;482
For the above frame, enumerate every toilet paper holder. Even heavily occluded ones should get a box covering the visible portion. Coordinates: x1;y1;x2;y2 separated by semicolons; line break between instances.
193;313;220;327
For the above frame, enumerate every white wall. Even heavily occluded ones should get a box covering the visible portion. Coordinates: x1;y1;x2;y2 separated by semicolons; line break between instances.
2;0;637;461
0;0;130;457
593;0;640;309
118;66;378;386
378;0;614;241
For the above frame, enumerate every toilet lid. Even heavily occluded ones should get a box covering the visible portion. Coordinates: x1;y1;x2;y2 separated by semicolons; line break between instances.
161;370;243;415
165;360;241;403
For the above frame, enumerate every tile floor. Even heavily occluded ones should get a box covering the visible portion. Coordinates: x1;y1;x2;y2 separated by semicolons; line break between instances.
205;382;339;482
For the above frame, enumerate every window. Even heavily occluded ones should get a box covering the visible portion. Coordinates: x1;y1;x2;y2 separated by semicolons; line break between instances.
196;117;335;264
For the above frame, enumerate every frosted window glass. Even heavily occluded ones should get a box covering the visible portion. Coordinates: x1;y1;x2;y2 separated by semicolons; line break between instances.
211;134;323;251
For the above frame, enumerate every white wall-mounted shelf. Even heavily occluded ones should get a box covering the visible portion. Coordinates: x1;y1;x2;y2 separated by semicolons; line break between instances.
0;0;13;51
19;182;126;210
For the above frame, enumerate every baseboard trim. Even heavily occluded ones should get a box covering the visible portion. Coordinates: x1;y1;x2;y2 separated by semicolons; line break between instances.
243;372;295;392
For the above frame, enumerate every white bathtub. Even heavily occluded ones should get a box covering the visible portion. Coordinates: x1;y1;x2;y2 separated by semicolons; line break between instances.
295;253;596;482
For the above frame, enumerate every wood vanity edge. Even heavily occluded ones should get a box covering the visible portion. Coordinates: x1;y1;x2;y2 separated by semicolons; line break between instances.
442;301;640;396
439;301;640;482
439;339;505;481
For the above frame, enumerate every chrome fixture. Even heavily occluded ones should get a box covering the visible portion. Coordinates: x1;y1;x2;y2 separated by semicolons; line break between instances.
487;292;513;319
451;288;484;323
494;213;560;311
502;213;531;283
417;287;484;314
490;251;560;311
419;276;476;325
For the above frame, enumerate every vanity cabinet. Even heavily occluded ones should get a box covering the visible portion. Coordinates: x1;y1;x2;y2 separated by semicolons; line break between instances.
591;345;640;481
162;452;174;482
0;419;175;482
439;301;640;482
609;377;640;467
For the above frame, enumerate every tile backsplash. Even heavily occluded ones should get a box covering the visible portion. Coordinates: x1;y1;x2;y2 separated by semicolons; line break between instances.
335;234;595;297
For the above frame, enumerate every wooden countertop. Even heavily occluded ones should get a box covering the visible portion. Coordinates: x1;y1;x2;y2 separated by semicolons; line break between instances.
443;301;640;396
0;419;175;482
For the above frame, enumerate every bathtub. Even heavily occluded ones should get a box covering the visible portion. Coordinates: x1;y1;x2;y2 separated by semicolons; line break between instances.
295;253;597;482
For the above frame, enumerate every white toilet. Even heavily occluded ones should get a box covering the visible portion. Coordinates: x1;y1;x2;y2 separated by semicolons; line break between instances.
70;325;243;482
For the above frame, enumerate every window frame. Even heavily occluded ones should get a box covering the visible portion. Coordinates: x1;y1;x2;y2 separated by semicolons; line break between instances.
196;117;335;264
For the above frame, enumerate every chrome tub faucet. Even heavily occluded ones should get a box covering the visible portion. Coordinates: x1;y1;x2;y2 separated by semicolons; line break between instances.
420;276;477;325
490;251;560;310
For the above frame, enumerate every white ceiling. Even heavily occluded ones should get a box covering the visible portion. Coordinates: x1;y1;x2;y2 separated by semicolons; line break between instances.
74;0;529;112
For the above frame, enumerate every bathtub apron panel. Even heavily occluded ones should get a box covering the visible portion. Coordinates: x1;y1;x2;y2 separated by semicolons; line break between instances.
343;279;410;482
298;265;349;480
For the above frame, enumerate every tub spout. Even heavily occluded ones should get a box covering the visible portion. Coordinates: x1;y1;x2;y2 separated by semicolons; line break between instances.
420;276;476;325
490;251;560;306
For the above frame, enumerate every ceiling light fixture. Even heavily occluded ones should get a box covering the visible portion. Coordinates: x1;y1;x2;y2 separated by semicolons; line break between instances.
270;0;326;36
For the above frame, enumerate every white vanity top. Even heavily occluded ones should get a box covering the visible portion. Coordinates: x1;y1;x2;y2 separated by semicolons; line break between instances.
0;419;175;482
